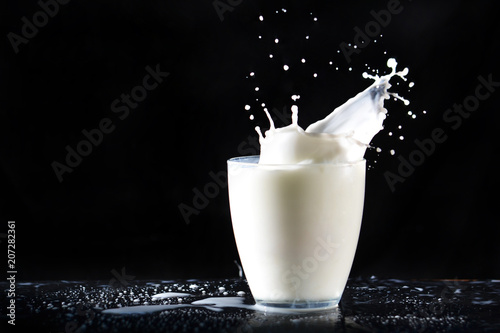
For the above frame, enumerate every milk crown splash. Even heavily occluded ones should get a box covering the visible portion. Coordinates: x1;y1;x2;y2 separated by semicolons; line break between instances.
256;58;409;165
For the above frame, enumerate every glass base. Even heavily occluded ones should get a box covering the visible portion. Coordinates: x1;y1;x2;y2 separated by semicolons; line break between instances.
255;299;340;312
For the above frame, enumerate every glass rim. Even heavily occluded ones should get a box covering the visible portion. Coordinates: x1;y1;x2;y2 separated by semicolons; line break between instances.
227;155;366;167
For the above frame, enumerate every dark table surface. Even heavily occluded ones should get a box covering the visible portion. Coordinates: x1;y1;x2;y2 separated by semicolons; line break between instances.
2;277;499;332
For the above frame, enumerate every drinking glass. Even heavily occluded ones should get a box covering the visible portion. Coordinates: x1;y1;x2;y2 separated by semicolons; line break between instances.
228;156;366;311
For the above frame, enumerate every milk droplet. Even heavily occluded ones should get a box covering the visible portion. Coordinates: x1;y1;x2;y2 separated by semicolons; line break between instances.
237;291;246;297
259;15;264;21
399;136;404;140
423;110;427;114
244;105;251;110
249;115;254;120
269;54;273;58
261;103;265;107
313;17;318;21
249;72;255;76
301;58;306;63
255;87;259;91
388;132;393;136
291;95;300;101
305;35;310;40
283;64;289;71
412;114;416;119
409;82;415;88
387;58;397;69
313;73;318;78
275;38;279;44
390;149;396;155
376;147;382;153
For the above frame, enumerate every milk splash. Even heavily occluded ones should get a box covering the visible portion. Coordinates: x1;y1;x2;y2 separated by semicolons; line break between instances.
257;58;409;165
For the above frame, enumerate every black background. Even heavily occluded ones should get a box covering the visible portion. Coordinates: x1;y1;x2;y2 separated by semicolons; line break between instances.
1;0;499;282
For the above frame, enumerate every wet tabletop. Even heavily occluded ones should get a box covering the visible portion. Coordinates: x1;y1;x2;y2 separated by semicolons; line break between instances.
2;277;499;332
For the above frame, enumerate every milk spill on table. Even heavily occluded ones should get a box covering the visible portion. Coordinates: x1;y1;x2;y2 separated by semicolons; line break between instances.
102;295;298;314
257;58;409;164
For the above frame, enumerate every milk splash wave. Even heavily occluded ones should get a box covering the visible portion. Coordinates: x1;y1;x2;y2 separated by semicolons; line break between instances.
257;58;409;164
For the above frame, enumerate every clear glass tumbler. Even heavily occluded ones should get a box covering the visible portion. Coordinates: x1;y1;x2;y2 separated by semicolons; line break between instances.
228;156;365;311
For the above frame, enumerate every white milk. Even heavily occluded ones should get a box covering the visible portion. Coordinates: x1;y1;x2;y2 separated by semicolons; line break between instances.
257;58;408;165
228;157;365;307
229;59;408;309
